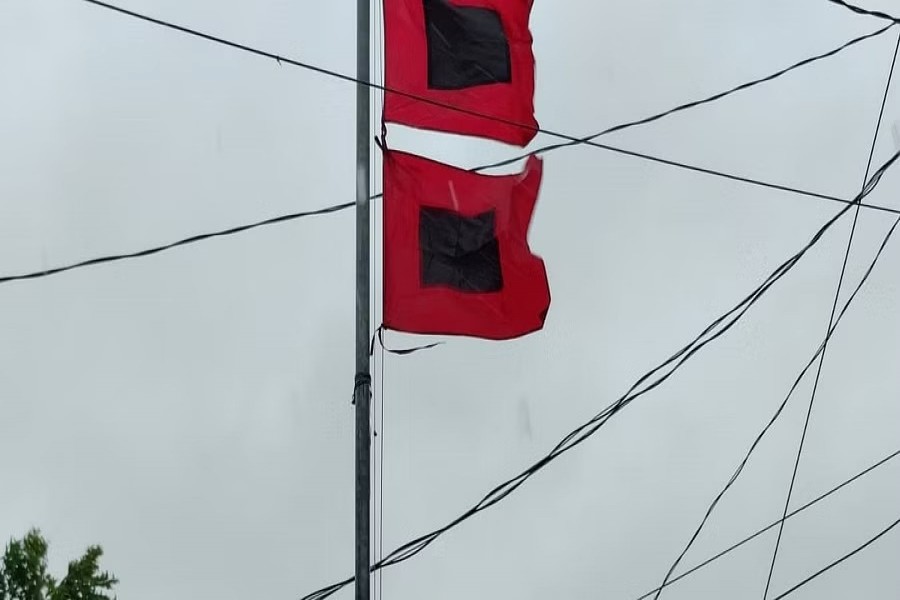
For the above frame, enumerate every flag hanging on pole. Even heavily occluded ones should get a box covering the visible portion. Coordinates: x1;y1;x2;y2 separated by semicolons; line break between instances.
384;0;538;147
383;150;550;339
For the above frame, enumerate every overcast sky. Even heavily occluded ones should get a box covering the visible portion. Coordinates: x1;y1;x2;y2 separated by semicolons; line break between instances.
1;1;899;599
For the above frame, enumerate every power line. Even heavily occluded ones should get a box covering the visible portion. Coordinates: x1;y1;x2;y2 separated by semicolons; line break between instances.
4;171;895;290
529;142;853;206
762;30;900;600
650;206;900;598
827;0;899;23
472;23;895;172
7;168;893;291
3;6;895;287
0;202;353;286
634;447;900;600
299;150;900;600
771;514;900;599
4;145;897;286
374;160;898;215
81;0;899;213
359;20;898;219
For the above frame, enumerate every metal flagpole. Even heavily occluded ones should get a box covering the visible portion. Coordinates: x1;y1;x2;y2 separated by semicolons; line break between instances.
353;0;371;597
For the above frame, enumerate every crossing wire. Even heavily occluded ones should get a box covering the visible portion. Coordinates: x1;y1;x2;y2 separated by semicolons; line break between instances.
771;515;900;599
2;6;897;286
762;29;900;600
634;447;900;600
299;149;900;600
78;0;884;169
79;0;895;213
649;207;900;599
469;23;895;172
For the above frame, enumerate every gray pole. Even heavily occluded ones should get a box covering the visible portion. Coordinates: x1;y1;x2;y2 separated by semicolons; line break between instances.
354;0;371;597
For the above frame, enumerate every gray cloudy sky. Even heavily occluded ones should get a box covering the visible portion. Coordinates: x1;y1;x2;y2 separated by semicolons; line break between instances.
1;0;899;599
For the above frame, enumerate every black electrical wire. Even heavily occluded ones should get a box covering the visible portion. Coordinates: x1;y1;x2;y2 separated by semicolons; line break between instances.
771;515;900;599
651;208;900;599
383;18;896;218
3;167;895;288
634;447;900;600
551;149;900;470
0;202;353;286
762;30;900;600
472;23;895;172
299;149;900;600
3;5;896;287
82;0;899;214
827;0;900;23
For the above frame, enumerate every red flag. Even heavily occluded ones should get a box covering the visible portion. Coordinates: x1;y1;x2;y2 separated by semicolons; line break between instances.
384;0;538;147
383;150;550;340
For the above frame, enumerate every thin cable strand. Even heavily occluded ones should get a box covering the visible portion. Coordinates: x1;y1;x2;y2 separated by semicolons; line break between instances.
4;164;897;288
762;31;900;600
648;210;900;600
471;23;895;172
299;150;900;600
2;9;896;285
0;202;353;286
375;187;892;215
827;0;900;23
80;0;897;212
634;447;900;600
771;515;900;600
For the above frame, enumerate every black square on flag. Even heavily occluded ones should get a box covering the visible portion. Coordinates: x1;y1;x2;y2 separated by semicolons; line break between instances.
423;0;512;90
419;206;503;292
